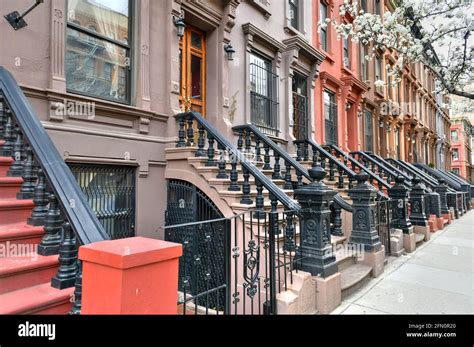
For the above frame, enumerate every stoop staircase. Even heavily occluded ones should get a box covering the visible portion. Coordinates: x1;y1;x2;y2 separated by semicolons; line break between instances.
0;66;110;315
0;145;74;314
166;113;375;299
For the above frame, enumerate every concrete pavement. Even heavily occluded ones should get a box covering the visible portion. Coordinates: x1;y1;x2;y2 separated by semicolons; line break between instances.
332;210;474;314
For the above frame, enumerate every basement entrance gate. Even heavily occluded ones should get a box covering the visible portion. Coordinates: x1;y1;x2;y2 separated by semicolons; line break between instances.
165;179;227;313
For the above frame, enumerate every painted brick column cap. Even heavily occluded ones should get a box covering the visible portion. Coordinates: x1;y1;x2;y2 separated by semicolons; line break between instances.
79;236;183;270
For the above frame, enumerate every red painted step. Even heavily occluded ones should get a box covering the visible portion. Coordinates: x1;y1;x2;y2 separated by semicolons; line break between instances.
0;222;44;247
0;176;24;199
0;282;73;314
0;253;59;294
0;199;35;225
0;156;13;177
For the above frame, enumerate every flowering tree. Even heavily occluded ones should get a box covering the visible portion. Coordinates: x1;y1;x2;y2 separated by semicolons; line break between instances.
319;0;474;99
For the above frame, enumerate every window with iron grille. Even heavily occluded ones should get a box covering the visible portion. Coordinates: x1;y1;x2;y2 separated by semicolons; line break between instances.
289;0;299;30
68;163;136;240
292;73;308;140
250;53;279;136
66;0;131;104
320;2;328;51
324;90;338;145
365;110;373;152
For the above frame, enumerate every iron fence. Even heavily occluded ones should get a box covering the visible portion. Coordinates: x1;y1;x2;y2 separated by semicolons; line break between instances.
375;199;392;255
163;209;304;315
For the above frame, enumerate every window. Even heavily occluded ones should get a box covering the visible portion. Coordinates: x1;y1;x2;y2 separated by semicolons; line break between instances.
69;163;136;240
320;2;328;51
364;110;373;152
375;55;382;93
395;127;401;159
343;36;350;68
292;73;308;140
452;168;460;175
452;149;459;161
66;0;131;104
324;90;338;145
451;130;458;142
375;0;381;15
360;45;369;80
250;53;279;135
289;0;299;30
361;0;367;12
387;73;392;99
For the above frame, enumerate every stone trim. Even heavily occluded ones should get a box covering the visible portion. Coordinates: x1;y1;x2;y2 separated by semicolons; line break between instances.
247;0;271;19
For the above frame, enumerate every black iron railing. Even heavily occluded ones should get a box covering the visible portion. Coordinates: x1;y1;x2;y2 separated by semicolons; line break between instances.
367;152;412;182
326;144;391;197
163;209;305;315
375;199;392;255
350;151;401;186
295;138;357;190
230;124;352;213
0;66;110;315
176;111;298;215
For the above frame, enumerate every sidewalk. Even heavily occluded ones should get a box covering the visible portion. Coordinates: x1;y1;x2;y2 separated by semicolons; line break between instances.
332;210;474;314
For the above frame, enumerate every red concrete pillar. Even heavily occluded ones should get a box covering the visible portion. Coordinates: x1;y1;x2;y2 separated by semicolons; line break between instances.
79;236;182;314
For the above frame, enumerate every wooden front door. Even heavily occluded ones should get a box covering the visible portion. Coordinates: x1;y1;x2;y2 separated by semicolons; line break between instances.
179;26;206;116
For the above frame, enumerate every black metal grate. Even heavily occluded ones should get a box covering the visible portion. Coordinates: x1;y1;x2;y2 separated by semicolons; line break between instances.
165;180;226;312
375;199;392;255
68;163;136;240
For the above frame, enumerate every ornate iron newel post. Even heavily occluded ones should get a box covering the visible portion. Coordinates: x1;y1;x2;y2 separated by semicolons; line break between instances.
348;174;382;252
434;178;449;215
294;161;338;277
388;176;413;234
428;191;442;218
409;177;428;227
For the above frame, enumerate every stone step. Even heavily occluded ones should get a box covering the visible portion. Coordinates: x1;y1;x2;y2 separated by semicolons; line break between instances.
0;222;44;248
0;282;73;314
415;233;425;244
0;177;24;200
340;263;372;298
0;157;13;177
0;253;59;294
0;199;35;225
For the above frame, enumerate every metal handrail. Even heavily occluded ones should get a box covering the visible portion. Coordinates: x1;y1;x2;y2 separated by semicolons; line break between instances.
368;153;412;181
327;144;391;193
387;158;438;189
0;66;109;244
176;111;300;212
350;150;401;184
232;124;352;212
